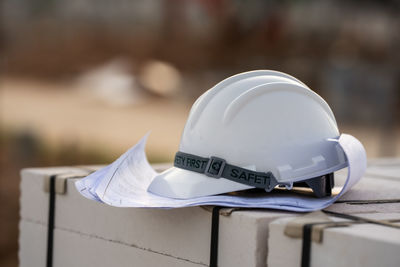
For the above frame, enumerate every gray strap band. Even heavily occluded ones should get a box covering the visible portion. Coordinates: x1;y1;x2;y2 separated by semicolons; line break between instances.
174;151;279;191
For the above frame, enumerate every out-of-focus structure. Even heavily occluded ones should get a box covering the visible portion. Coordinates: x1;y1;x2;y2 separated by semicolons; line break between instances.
1;1;399;267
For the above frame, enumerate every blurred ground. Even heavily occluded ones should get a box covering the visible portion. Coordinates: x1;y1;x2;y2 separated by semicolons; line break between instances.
1;77;190;158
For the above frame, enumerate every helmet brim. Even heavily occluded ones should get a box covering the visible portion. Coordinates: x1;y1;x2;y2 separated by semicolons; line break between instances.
147;167;253;199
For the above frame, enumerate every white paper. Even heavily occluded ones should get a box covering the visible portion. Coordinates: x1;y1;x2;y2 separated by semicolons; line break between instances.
75;134;366;211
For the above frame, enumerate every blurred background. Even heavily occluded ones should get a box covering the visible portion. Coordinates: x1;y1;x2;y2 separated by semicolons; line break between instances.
1;0;399;266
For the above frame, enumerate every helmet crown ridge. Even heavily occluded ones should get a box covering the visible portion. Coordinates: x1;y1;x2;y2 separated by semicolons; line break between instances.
188;70;311;130
222;82;337;126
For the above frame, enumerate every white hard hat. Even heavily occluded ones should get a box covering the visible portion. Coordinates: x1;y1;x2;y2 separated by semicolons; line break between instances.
148;70;347;199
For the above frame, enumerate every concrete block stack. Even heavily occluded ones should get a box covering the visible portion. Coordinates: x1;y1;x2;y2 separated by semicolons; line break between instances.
19;160;400;267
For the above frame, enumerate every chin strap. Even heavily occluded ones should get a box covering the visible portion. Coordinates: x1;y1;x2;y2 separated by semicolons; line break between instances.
174;151;280;191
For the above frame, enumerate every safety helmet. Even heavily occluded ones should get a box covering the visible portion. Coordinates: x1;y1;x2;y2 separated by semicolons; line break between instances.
148;70;347;199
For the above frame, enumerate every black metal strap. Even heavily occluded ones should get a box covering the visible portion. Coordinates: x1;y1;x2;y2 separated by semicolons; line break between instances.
335;199;400;205
301;223;316;267
45;170;92;267
300;221;345;267
46;175;56;267
323;210;400;229
209;206;223;267
174;151;279;191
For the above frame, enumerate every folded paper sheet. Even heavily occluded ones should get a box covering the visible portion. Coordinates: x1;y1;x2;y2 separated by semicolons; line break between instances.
75;134;366;211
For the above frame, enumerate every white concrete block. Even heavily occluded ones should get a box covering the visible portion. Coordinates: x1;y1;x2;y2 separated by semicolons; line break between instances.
365;158;400;180
268;213;400;267
266;160;400;267
19;167;291;267
19;220;47;267
20;220;204;267
19;160;400;267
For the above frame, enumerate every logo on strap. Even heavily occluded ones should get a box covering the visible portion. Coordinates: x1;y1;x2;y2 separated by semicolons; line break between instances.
205;157;226;178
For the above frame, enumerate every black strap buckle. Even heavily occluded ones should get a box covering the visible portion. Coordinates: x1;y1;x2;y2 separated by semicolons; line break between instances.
205;157;226;178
